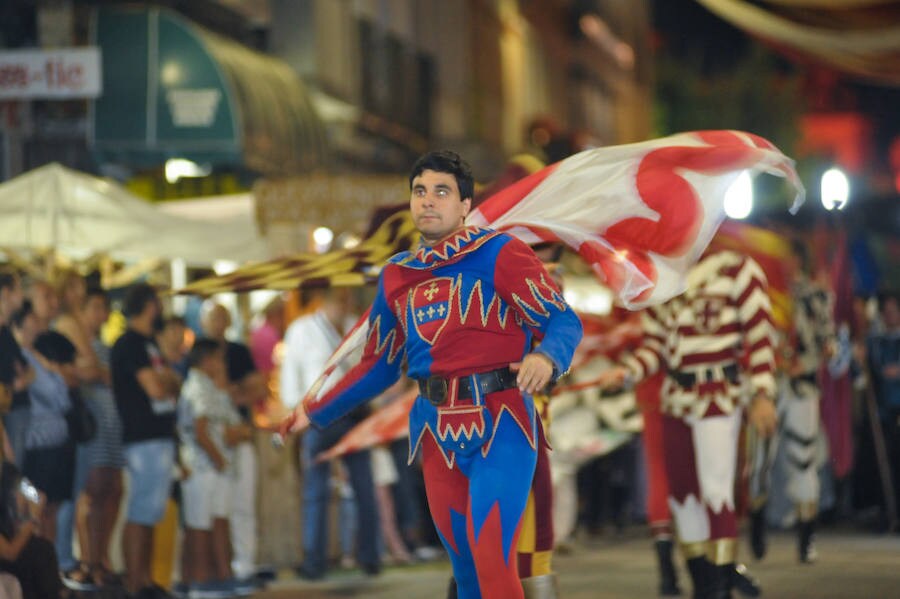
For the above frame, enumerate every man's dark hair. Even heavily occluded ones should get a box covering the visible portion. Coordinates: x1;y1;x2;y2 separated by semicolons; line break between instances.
122;283;158;319
187;337;223;369
84;287;109;307
408;150;474;201
0;268;19;293
10;300;33;329
34;331;77;365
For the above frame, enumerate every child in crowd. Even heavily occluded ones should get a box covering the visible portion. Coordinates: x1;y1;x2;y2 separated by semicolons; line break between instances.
177;339;253;598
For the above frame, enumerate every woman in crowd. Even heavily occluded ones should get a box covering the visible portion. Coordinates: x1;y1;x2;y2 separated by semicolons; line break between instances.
14;305;76;544
72;288;124;586
0;461;64;599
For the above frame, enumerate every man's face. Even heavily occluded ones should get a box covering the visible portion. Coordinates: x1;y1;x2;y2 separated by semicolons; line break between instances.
410;170;471;245
30;282;59;325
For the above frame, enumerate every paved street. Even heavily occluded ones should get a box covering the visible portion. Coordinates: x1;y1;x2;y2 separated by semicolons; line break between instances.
257;528;900;598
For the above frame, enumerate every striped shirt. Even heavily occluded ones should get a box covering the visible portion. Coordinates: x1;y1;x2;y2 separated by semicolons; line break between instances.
23;349;71;449
622;251;776;419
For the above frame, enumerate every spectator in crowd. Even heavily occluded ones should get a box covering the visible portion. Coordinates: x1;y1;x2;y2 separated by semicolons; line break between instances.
155;315;191;594
24;279;58;333
867;292;900;524
157;317;190;380
280;287;380;580
54;271;106;588
0;461;63;599
177;338;252;596
249;296;284;383
0;270;32;466
200;303;264;584
74;288;124;586
22;329;77;545
111;284;180;599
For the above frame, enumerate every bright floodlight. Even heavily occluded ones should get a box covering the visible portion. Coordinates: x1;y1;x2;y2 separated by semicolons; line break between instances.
313;226;334;252
821;168;850;211
724;171;753;219
165;158;210;184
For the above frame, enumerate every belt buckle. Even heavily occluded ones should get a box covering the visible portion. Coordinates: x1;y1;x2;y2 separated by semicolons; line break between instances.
427;378;449;406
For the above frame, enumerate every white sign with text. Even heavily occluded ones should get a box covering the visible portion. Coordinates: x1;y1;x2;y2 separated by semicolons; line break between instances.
0;47;102;99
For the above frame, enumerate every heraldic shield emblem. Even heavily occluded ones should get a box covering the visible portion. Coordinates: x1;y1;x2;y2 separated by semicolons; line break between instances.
411;277;453;345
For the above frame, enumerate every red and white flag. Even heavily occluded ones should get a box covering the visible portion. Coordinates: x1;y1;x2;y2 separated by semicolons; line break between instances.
468;129;803;309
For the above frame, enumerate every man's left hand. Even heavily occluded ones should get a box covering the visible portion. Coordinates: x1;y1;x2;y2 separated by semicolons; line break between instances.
510;353;555;395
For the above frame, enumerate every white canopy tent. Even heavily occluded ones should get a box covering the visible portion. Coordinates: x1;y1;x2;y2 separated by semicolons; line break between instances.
0;163;272;265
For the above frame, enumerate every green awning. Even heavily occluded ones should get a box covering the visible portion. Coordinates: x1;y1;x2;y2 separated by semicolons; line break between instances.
91;6;327;174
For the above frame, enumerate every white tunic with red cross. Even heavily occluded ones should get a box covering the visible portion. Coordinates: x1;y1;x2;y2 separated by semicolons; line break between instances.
622;250;777;420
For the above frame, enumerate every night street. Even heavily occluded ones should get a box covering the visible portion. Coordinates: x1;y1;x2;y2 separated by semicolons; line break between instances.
258;528;900;598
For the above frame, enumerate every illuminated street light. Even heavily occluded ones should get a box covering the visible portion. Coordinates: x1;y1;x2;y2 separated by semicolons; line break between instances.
313;226;334;253
164;158;211;184
821;167;850;211
724;171;753;220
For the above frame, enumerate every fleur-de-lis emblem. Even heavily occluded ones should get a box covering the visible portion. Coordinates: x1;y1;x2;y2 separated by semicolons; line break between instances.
411;278;453;345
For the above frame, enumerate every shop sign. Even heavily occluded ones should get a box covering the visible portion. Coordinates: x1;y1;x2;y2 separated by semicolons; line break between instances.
0;47;102;99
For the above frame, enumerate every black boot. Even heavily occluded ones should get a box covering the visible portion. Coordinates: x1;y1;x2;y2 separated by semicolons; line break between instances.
749;507;767;560
686;557;710;599
798;519;817;563
731;563;761;597
655;539;682;596
447;577;457;599
709;563;735;599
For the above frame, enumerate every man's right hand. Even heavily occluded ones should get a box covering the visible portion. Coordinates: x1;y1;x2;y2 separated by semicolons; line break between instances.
748;392;778;438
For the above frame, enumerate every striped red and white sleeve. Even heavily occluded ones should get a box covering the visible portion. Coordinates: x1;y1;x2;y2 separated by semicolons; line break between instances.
732;256;776;400
620;306;666;381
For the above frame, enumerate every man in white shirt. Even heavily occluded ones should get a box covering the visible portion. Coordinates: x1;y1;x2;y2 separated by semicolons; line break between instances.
280;287;380;579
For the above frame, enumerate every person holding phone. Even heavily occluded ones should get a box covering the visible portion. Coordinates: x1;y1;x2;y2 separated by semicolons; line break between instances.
0;462;64;598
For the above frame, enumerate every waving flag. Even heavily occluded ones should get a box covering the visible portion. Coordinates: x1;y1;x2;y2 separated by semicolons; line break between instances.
176;209;419;296
468;130;803;309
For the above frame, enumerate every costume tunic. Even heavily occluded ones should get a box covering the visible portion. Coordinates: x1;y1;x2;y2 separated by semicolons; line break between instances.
304;225;582;599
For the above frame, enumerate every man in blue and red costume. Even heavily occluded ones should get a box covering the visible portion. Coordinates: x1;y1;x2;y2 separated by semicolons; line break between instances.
281;150;583;599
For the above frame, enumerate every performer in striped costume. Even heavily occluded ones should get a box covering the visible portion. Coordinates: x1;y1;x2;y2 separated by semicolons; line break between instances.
604;250;778;599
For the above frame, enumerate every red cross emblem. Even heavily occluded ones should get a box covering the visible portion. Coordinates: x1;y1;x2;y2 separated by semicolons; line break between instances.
411;278;453;345
692;297;724;334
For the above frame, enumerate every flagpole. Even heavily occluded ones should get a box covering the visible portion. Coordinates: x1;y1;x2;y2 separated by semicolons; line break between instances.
863;378;898;532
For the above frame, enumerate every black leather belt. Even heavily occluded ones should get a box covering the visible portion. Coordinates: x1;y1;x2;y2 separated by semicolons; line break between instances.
668;363;739;389
417;367;518;406
791;372;817;386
